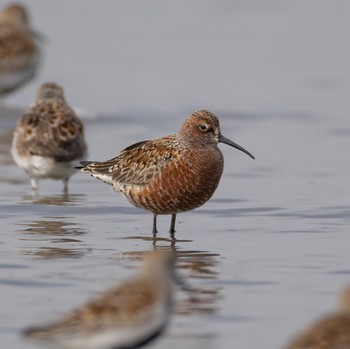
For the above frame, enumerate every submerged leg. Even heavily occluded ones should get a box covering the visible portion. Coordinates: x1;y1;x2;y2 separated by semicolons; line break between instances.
152;214;158;235
169;214;176;235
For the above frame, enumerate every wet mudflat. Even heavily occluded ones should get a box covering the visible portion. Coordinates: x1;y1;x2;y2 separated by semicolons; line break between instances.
1;1;350;349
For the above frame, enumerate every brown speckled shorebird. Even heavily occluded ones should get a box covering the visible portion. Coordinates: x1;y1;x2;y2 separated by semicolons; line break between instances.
284;287;350;349
0;3;40;95
23;251;184;349
78;110;254;235
11;82;87;193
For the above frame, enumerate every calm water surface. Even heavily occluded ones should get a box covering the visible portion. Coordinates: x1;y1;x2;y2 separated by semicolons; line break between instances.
1;1;350;349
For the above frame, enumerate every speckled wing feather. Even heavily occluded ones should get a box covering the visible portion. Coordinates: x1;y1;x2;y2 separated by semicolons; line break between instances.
15;101;86;162
82;135;182;186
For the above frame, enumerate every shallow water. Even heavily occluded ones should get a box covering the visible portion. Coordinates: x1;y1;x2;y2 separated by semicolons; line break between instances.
1;1;350;349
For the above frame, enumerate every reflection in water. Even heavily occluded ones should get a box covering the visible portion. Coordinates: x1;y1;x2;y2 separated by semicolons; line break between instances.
20;193;85;206
179;250;219;279
176;249;220;316
120;235;221;316
123;234;192;248
17;217;89;259
18;218;84;237
22;247;86;259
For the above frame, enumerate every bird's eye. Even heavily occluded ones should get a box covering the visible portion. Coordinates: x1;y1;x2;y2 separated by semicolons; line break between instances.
199;124;209;131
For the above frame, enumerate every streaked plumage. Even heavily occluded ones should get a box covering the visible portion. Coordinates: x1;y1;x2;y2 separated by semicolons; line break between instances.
78;110;254;234
0;3;40;95
11;82;87;192
23;251;181;349
284;287;350;349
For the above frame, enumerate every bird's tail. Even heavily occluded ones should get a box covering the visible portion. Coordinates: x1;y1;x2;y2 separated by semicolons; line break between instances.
75;160;116;186
75;160;94;170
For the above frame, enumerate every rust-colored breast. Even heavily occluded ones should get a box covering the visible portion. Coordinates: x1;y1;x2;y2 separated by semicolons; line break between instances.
124;144;224;214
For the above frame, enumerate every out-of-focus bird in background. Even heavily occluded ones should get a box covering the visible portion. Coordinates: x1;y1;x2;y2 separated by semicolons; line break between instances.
0;3;41;96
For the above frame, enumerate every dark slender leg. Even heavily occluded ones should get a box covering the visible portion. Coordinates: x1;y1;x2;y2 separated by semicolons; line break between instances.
152;214;158;235
169;214;176;235
63;178;69;194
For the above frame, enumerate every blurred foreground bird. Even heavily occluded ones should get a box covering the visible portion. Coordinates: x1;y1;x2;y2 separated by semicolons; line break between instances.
78;110;254;234
23;251;183;349
284;287;350;349
11;82;87;193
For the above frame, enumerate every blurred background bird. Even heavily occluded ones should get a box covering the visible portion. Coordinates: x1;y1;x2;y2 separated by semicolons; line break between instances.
11;82;87;193
0;3;41;96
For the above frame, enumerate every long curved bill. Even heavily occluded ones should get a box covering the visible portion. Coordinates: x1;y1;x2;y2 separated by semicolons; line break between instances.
219;134;255;159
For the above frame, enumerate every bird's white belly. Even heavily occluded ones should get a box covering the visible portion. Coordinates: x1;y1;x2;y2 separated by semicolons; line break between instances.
12;147;76;180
